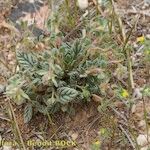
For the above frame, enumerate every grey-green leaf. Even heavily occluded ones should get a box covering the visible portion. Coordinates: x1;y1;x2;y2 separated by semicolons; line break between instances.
17;52;38;69
24;104;33;123
58;87;78;104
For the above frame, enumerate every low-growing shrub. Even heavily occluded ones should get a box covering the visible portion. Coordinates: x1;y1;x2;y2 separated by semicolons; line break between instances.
6;39;108;123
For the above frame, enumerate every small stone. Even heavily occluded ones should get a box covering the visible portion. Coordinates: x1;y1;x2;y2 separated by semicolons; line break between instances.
138;120;146;130
133;88;143;100
7;53;13;61
137;134;149;146
71;133;78;140
131;104;136;113
141;146;149;150
146;34;150;39
0;84;5;94
77;0;88;9
2;145;12;150
29;0;35;3
133;42;138;48
144;0;150;4
9;61;15;65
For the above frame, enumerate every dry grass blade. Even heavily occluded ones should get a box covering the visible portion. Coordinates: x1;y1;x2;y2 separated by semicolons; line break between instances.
111;0;126;43
110;106;127;122
108;0;137;91
123;15;140;91
7;98;26;150
92;0;104;15
0;115;10;122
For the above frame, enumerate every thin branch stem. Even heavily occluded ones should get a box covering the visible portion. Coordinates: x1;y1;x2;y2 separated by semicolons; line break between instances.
142;97;149;143
119;125;136;149
92;0;104;15
7;98;26;150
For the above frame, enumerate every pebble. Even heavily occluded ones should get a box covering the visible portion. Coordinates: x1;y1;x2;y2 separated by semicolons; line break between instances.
137;134;149;146
77;0;89;10
138;120;146;130
0;84;6;94
144;0;150;4
7;53;14;61
133;88;143;100
9;61;15;65
2;145;12;150
146;34;150;39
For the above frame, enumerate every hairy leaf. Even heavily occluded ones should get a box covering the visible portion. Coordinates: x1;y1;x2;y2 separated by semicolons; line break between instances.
17;52;38;69
35;102;48;115
6;87;28;105
58;87;78;104
24;104;33;123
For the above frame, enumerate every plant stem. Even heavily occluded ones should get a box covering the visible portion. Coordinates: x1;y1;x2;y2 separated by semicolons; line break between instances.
47;113;55;125
92;0;104;15
126;48;135;91
142;97;149;143
119;125;136;149
111;0;126;43
7;98;26;150
123;16;139;91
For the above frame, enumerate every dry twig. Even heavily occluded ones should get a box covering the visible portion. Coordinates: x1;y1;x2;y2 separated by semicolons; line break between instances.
119;125;136;149
7;98;26;150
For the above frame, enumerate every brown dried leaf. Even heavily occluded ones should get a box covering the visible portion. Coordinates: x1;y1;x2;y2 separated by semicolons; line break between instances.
0;21;20;35
92;94;102;103
85;68;103;75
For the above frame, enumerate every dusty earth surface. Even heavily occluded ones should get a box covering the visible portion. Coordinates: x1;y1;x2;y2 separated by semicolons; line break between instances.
0;0;150;150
